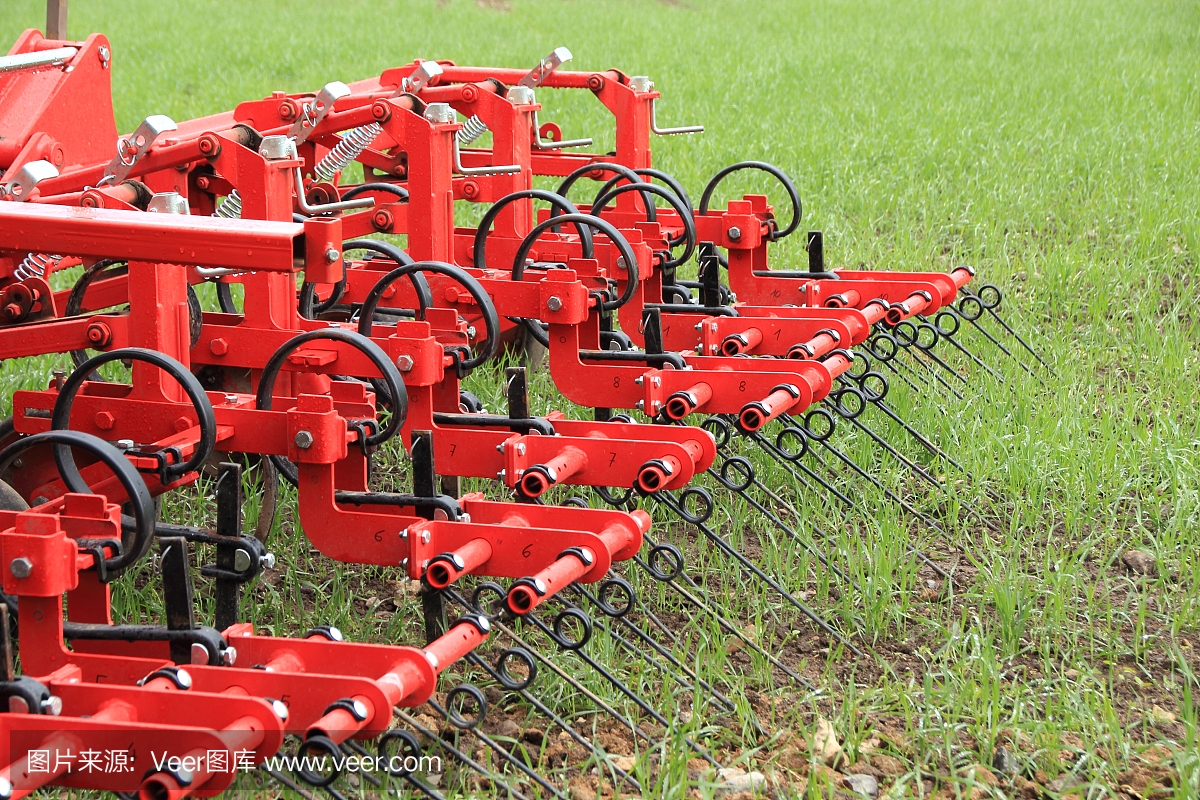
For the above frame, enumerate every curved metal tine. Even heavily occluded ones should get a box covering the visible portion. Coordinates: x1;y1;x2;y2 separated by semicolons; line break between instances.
338;740;384;789
829;386;992;532
867;336;941;396
960;287;1055;375
746;428;858;507
888;333;966;399
916;313;1006;383
609;563;685;645
461;650;643;794
569;583;742;718
858;394;969;475
830;381;944;490
653;489;867;659
517;607;722;768
427;697;571;799
777;413;954;584
631;542;815;690
445;588;658;750
951;304;1044;384
340;738;446;799
915;335;970;385
705;465;860;591
395;708;535;800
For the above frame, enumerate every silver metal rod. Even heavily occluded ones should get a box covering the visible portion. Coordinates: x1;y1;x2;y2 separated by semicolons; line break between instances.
452;138;521;176
649;97;704;136
0;46;77;74
293;169;374;214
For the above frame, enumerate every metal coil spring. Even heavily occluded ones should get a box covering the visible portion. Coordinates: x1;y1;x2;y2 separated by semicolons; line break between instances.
456;115;490;145
213;189;243;219
313;122;382;183
14;252;62;282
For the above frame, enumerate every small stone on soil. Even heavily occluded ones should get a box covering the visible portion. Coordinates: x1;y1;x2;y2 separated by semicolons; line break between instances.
813;717;846;768
991;747;1019;776
1121;549;1157;575
714;767;767;796
843;773;879;797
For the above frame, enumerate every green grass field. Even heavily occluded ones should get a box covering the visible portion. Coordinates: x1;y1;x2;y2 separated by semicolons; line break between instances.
2;0;1198;798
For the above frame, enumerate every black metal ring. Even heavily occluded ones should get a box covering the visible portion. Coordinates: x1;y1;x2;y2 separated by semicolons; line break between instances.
445;683;488;730
977;284;1002;309
958;295;983;321
697;161;801;241
555;162;656;222
892;320;918;346
646;543;684;582
295;735;342;787
595;485;633;508
774;425;809;461
473;189;593;271
594;577;635;618
551;607;592;651
676;485;714;524
718;456;755;492
592;167;693;250
493;648;538;691
867;333;898;362
377;728;422;777
934;309;960;337
914;323;939;351
470;581;509;617
804;407;836;441
52;348;216;488
831;387;865;419
700;416;731;449
857;371;889;403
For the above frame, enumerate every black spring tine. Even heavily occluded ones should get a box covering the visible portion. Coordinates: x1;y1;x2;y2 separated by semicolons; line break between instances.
654;489;866;659
626;548;813;689
259;765;320;800
450;595;658;749
551;590;720;712
517;608;721;768
915;336;970;385
341;738;446;799
570;583;741;716
461;650;643;794
320;783;350;800
782;412;954;583
443;591;651;778
635;535;814;690
960;287;1055;374
610;563;684;645
917;313;1006;383
861;395;969;474
706;465;860;591
746;428;858;507
829;382;943;490
904;344;968;396
964;312;1047;386
394;708;534;800
427;698;571;799
338;740;384;788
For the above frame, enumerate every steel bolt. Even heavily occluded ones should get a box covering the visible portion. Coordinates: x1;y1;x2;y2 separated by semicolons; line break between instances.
466;326;477;339
630;75;653;93
233;549;253;572
190;644;209;664
97;46;111;68
616;257;628;271
224;394;239;405
261;552;276;570
271;699;290;720
221;647;237;666
396;354;414;372
94;411;115;431
10;557;33;579
325;248;340;263
421;531;431;544
209;337;229;356
174;768;194;785
547;295;563;311
727;226;741;241
117;439;135;450
174;669;193;689
516;443;526;456
352;699;369;720
294;430;314;449
0;775;11;800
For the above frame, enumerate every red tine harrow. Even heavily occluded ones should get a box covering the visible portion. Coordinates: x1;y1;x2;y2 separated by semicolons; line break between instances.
0;17;1054;798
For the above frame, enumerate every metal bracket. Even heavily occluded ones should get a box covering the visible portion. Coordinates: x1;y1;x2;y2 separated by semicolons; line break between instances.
520;46;572;88
401;61;443;94
288;81;351;145
1;160;59;201
100;114;177;185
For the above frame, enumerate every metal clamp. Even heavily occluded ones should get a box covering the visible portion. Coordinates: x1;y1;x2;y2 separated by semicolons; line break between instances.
1;160;59;201
100;114;177;185
401;61;443;94
289;81;351;145
520;46;572;88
